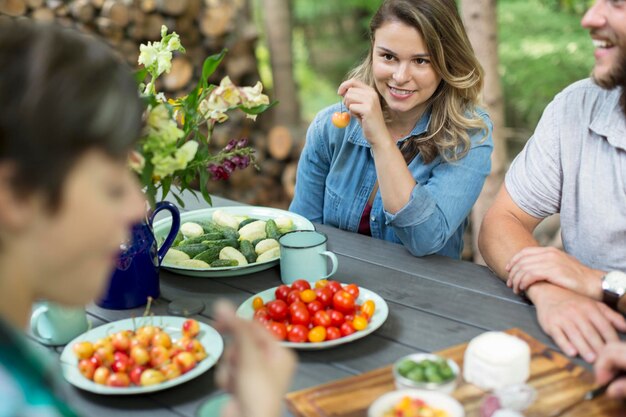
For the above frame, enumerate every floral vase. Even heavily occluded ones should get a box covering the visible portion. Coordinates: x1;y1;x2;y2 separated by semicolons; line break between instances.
96;201;181;310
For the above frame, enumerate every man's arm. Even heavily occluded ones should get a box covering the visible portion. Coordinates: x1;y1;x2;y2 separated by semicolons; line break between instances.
478;184;542;280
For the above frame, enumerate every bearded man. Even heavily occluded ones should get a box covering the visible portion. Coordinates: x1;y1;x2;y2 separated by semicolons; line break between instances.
479;0;626;364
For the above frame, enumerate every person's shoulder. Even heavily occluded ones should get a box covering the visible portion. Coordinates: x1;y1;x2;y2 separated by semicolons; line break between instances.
554;78;614;103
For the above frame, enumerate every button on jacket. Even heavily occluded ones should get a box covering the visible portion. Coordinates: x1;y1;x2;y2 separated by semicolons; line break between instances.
290;103;493;259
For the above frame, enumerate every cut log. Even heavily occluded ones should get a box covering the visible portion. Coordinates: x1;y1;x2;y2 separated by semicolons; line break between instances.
25;0;43;8
54;3;68;16
142;12;164;39
281;162;297;200
182;0;201;17
155;0;187;16
95;16;123;41
119;39;138;65
259;159;283;179
101;0;129;27
267;126;293;161
30;6;54;21
162;56;193;91
0;0;27;16
90;0;105;9
199;3;236;38
139;0;155;13
126;22;144;40
70;0;94;23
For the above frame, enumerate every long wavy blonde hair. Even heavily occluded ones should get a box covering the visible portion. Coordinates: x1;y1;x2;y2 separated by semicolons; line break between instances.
347;0;488;164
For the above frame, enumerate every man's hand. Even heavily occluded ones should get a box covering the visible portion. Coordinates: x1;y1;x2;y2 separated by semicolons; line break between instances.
213;300;297;417
531;284;626;363
506;246;604;299
595;342;626;399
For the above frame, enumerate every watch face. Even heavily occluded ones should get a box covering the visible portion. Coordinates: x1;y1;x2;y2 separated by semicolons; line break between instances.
605;271;626;292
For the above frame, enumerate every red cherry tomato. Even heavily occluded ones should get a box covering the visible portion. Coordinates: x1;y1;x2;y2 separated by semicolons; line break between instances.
275;285;291;302
268;321;288;341
312;310;331;328
286;290;301;305
326;326;342;340
340;321;356;337
328;309;345;327
344;284;360;299
290;305;310;326
315;287;333;308
291;279;311;292
287;324;308;343
307;300;323;315
326;281;343;294
253;308;270;324
266;300;288;321
333;290;356;314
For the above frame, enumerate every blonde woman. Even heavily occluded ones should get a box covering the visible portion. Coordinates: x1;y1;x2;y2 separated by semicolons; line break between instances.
290;0;493;258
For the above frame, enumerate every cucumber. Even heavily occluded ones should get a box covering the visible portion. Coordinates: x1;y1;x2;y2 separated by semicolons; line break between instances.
172;231;184;247
220;226;240;241
265;219;281;240
176;243;211;258
196;220;223;235
182;232;223;245
239;240;257;263
219;247;248;266
210;259;238;267
192;239;239;264
238;218;259;229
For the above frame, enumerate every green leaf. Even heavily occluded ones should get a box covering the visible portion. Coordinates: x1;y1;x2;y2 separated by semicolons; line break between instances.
161;176;172;201
238;100;278;115
134;68;148;84
201;49;228;86
199;169;212;206
171;191;185;208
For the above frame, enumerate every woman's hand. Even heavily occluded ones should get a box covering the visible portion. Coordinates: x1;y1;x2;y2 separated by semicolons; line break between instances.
338;79;390;148
213;300;297;417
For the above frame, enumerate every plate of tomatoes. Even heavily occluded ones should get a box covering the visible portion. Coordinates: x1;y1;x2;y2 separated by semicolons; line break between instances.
236;279;389;350
59;316;223;395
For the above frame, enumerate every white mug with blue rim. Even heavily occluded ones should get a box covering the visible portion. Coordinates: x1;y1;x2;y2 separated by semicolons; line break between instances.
278;230;338;285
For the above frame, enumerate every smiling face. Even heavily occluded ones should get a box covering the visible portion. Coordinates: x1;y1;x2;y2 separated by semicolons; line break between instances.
28;151;146;306
372;20;442;121
582;0;626;89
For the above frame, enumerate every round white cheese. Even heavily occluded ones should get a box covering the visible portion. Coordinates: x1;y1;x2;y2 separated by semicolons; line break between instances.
463;332;530;390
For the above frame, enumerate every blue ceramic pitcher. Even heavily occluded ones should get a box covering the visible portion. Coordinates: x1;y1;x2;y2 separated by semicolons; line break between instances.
97;201;180;310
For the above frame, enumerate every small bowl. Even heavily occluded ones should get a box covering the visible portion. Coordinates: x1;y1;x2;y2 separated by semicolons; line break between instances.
368;388;464;417
392;353;460;394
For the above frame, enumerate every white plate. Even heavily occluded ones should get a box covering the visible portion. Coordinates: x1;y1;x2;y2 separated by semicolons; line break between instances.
368;389;464;417
153;206;315;278
236;284;389;350
60;316;223;395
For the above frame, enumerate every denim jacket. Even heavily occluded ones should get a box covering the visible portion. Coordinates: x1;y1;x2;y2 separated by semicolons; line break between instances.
289;103;493;259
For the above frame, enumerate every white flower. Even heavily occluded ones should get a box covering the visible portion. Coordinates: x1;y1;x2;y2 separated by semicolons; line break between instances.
155;49;173;76
155;92;167;103
175;141;198;164
167;35;182;52
138;42;159;68
213;76;241;107
198;96;229;123
161;25;168;39
240;82;270;108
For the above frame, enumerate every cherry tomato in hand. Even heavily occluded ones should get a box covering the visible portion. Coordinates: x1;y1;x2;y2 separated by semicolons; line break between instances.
331;111;350;128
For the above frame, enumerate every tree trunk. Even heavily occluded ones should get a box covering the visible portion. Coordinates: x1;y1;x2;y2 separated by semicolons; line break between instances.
259;0;300;130
460;0;506;265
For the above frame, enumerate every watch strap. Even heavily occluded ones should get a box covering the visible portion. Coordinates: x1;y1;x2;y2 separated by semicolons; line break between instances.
603;288;620;310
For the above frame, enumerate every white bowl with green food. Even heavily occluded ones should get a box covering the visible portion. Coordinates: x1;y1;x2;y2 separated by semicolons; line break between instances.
393;353;460;394
153;206;315;278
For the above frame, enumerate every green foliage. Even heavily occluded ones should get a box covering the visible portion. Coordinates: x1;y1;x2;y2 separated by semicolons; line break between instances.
498;0;593;132
538;0;593;14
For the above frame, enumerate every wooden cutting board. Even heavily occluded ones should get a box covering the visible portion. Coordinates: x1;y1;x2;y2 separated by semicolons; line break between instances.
285;329;625;417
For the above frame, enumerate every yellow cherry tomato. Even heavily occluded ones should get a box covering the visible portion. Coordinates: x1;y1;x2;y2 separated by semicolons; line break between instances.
300;289;317;303
307;326;327;343
315;279;329;289
353;315;368;331
252;296;264;311
361;300;376;319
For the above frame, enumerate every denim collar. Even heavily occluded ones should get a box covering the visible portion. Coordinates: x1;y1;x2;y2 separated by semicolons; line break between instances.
589;86;626;152
347;108;432;148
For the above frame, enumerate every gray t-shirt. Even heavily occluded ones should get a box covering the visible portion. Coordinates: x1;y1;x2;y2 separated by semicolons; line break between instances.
506;78;626;272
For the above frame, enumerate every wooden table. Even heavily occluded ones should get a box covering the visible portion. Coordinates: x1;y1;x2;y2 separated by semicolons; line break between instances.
38;196;574;417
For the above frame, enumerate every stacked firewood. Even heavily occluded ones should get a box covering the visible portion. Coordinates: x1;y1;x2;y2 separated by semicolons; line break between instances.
0;0;300;209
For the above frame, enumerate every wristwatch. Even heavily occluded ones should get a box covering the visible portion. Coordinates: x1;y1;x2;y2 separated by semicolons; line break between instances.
601;271;626;310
